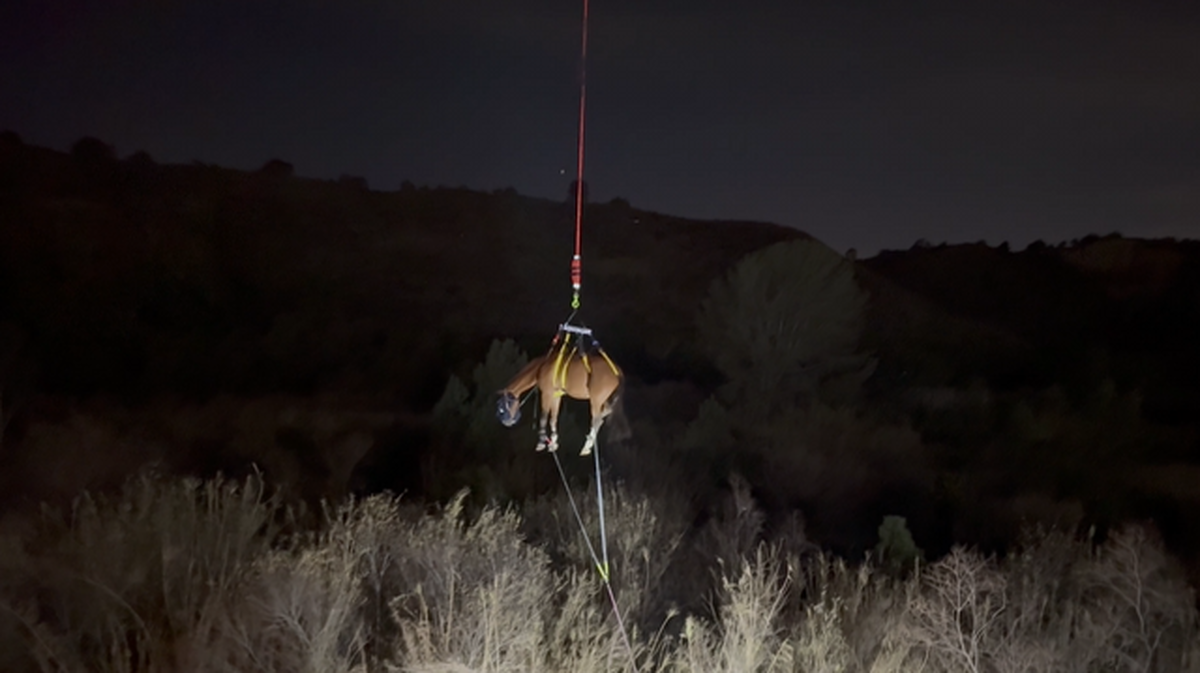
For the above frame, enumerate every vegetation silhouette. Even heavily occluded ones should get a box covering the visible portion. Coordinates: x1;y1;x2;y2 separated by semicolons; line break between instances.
0;134;1199;670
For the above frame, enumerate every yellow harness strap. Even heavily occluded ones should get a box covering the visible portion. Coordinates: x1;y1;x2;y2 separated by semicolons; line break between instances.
552;337;574;397
598;348;620;376
550;331;617;397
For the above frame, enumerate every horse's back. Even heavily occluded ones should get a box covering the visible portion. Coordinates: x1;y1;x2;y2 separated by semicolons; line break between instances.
535;352;620;401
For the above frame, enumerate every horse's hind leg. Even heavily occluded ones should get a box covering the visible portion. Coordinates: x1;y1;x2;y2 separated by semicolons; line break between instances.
581;397;610;456
581;421;600;456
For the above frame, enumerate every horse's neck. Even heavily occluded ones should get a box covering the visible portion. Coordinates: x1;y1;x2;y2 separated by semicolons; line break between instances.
503;356;545;395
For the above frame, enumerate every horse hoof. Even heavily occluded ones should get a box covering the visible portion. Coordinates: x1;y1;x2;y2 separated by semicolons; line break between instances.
580;446;592;456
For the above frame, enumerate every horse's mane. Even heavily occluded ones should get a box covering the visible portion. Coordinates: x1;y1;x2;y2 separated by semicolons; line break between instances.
502;355;547;394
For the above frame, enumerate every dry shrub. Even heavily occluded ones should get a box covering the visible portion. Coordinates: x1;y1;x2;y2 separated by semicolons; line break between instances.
5;408;166;507
220;545;367;673
759;404;926;501
1078;525;1196;673
889;524;1198;673
389;489;646;673
521;479;687;632
796;554;910;673
0;470;287;672
669;545;793;673
901;547;1008;673
1;471;1197;673
389;490;552;670
695;473;767;574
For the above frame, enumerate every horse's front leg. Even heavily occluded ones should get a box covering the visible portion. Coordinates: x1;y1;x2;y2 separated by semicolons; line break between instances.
546;394;563;452
536;406;550;451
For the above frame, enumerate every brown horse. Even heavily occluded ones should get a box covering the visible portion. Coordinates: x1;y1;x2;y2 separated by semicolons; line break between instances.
496;341;623;456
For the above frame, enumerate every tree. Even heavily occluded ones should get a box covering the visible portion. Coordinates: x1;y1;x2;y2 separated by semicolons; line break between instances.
696;239;869;408
902;547;1007;673
338;174;369;191
566;179;588;206
875;515;923;576
0;130;22;150
432;338;530;451
0;131;25;189
0;323;35;455
428;339;562;501
70;136;116;164
1078;525;1195;672
258;159;294;179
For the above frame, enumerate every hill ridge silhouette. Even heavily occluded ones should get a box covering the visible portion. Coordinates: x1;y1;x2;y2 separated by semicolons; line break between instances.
5;132;1200;581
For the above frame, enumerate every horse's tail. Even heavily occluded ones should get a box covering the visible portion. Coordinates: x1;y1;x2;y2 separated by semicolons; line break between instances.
606;378;633;444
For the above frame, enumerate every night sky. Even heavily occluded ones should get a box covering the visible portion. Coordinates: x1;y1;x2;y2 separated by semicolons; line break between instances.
2;0;1198;255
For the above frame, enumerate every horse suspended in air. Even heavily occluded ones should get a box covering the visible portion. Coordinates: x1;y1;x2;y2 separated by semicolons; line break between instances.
496;336;624;456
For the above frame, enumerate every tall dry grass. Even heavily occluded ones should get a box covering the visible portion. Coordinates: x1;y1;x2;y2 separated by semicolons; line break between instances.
0;470;289;672
0;470;1197;672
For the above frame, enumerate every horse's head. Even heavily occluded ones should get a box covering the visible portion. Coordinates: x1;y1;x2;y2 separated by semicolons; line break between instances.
495;390;521;427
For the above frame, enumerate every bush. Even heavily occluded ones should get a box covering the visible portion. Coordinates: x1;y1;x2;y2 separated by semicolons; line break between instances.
696;239;869;410
892;525;1198;673
70;136;117;165
258;159;295;179
875;515;923;576
521;480;688;632
669;545;793;672
0;473;1196;673
432;338;530;451
742;403;930;550
0;471;290;672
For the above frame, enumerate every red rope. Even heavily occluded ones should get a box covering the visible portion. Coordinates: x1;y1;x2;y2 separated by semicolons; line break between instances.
570;0;589;307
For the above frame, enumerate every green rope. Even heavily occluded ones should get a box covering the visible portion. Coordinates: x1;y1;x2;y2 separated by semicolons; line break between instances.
550;448;637;671
593;439;610;580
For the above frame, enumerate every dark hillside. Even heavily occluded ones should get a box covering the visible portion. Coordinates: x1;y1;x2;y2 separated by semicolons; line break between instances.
0;137;803;404
865;238;1200;423
4;134;1200;586
866;242;1110;345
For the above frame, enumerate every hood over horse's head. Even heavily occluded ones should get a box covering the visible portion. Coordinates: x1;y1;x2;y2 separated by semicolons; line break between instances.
496;390;521;427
